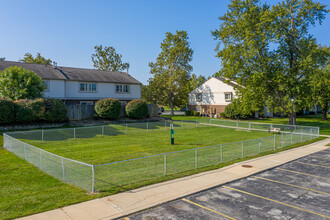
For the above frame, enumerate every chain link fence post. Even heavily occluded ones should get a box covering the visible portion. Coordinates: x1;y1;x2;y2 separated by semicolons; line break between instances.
102;125;104;136
164;154;167;176
42;130;44;142
274;134;276;150
259;139;261;153
241;142;244;158
281;133;284;148
248;122;251;131
195;149;197;169
74;128;76;139
92;165;95;193
291;132;293;144
10;136;13;152
40;150;43;169
62;157;65;181
220;144;223;163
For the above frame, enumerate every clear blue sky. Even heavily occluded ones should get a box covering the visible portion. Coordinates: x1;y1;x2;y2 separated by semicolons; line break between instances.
1;0;329;84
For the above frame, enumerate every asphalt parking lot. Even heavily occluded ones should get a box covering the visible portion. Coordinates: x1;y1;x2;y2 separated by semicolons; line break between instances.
122;148;330;220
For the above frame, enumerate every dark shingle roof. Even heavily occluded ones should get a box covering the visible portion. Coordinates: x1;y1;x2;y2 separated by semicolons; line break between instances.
0;61;67;80
0;61;142;84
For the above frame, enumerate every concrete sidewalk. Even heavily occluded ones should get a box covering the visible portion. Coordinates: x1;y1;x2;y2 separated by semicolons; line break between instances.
20;138;330;220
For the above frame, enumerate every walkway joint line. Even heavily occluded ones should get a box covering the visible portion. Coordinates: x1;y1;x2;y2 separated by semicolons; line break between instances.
223;186;330;219
276;168;330;180
182;198;236;220
253;176;330;196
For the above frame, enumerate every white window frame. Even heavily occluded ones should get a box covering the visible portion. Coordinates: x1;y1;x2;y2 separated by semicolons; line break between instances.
224;92;232;101
80;101;94;105
79;82;98;93
196;93;202;102
42;80;50;92
116;84;130;93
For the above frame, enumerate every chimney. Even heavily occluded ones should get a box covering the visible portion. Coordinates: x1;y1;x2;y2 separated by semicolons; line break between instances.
53;61;57;68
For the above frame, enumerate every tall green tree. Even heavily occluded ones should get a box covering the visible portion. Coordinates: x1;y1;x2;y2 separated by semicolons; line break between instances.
148;30;193;115
188;74;206;92
20;53;52;65
310;45;330;121
212;0;328;125
0;66;44;100
91;45;129;72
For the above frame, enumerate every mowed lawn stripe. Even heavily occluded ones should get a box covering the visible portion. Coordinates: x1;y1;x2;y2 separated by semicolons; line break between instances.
21;125;272;164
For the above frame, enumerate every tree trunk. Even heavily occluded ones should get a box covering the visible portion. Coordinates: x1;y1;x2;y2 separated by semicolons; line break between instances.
288;112;296;125
322;106;328;121
170;101;174;116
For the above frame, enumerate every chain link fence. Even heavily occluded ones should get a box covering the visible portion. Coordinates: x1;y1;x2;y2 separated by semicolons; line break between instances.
3;119;319;192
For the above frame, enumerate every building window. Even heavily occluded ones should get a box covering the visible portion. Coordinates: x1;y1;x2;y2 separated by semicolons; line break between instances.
80;101;94;105
224;92;232;101
79;83;97;93
42;80;49;92
116;84;130;93
196;93;202;102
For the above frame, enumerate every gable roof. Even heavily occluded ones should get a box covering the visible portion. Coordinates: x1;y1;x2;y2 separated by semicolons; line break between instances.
0;61;142;84
188;76;239;94
216;76;239;87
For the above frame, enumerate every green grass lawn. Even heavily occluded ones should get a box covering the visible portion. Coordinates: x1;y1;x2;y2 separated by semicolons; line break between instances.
165;114;330;135
18;122;272;165
0;146;100;220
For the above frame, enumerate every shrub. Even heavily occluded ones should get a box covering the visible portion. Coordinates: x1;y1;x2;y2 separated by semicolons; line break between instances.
0;98;15;124
126;99;149;119
14;99;35;123
95;98;121;119
224;103;238;119
192;111;200;116
224;99;252;119
220;112;226;118
27;98;46;120
185;110;192;116
42;99;67;122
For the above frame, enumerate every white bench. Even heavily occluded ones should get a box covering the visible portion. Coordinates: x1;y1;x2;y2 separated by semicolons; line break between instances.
271;128;281;133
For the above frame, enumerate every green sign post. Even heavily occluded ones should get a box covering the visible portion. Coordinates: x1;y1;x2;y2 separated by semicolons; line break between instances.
170;123;175;145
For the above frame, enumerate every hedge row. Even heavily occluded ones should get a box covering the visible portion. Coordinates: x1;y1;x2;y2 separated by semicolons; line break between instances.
95;98;149;120
0;98;67;124
185;110;200;116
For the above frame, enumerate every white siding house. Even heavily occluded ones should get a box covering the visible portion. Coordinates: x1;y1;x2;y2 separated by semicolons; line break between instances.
0;61;142;105
188;77;237;117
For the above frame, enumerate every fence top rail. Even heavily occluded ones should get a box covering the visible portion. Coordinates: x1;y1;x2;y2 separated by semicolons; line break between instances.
6;134;93;167
209;119;318;130
5;119;318;136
